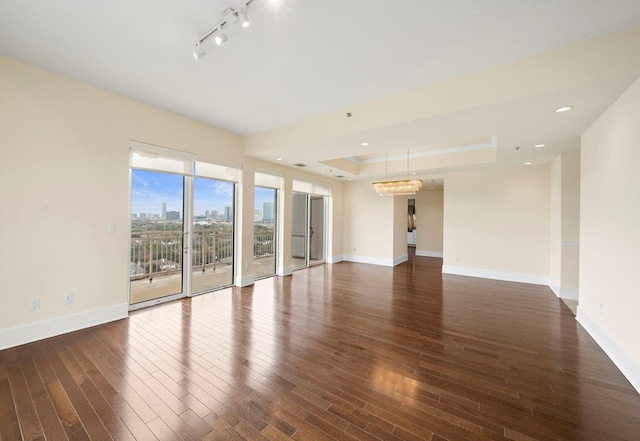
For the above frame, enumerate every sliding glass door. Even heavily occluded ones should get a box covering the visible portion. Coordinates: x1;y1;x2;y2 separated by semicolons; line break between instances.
130;169;186;304
292;192;326;270
254;186;277;279
191;176;235;293
129;147;238;309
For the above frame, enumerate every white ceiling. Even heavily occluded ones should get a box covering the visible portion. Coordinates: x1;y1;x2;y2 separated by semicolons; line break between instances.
2;0;640;180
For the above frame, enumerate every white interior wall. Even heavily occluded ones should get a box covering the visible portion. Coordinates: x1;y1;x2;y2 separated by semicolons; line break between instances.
442;165;551;284
549;153;581;299
416;189;444;258
549;157;563;291
579;77;640;392
560;153;581;298
0;55;342;349
342;180;394;266
393;195;409;264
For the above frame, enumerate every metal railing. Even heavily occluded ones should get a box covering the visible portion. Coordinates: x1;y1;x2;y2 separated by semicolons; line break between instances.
254;230;274;258
130;229;275;281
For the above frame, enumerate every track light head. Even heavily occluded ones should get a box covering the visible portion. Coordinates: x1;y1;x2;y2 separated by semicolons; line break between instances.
193;42;206;59
237;7;250;27
214;27;228;45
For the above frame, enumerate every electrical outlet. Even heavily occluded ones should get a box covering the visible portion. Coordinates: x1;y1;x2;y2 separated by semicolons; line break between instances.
30;299;40;311
64;293;73;305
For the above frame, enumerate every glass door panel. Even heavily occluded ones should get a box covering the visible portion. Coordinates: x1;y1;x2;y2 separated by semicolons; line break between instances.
130;169;185;304
309;196;325;265
192;177;234;293
292;192;308;270
254;186;277;278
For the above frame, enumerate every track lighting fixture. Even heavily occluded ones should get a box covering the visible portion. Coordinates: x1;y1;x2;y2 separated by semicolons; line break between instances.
214;27;228;45
192;42;206;59
192;0;254;58
237;7;250;27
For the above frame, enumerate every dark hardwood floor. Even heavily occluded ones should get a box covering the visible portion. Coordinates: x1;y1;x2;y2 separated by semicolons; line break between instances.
2;255;640;440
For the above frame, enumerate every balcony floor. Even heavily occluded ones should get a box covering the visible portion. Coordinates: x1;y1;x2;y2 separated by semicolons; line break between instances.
131;256;278;304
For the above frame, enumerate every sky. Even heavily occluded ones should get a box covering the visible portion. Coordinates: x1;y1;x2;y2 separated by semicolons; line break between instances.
131;169;275;217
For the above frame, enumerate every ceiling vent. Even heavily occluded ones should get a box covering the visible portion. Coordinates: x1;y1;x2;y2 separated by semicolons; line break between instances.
293;163;307;167
336;175;345;178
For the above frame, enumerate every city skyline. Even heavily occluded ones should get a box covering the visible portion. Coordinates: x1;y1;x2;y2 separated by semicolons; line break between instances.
132;169;276;219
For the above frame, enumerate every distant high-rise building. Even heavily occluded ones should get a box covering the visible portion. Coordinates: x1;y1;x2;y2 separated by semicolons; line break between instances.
166;211;180;221
224;206;232;222
254;209;263;222
162;202;167;219
263;202;274;222
212;210;219;221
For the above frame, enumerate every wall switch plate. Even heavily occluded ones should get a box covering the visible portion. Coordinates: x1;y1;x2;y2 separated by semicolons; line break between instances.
64;293;73;305
107;223;117;233
30;299;40;311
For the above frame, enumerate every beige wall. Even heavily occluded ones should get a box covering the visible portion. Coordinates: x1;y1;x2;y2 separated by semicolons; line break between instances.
416;189;444;257
442;166;551;284
549;157;563;289
579;77;640;389
560;153;580;294
342;180;394;264
0;55;343;347
393;195;408;262
549;153;580;298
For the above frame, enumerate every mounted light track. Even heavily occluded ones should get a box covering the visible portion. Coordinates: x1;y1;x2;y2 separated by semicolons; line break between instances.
192;0;255;58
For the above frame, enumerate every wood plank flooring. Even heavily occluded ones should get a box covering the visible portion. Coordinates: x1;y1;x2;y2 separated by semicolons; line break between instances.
2;255;640;440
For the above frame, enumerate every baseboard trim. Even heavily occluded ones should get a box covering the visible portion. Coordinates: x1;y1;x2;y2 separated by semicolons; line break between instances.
549;281;579;300
343;255;395;267
277;266;294;277
416;250;443;258
393;254;408;266
577;307;640;394
327;255;344;264
235;274;255;287
442;265;549;285
559;287;579;300
0;303;128;350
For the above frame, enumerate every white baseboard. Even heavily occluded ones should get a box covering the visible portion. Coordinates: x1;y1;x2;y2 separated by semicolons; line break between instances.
343;255;395;267
416;250;443;258
235;274;255;287
577;307;640;394
327;255;344;264
559;287;579;300
549;281;579;300
442;265;549;285
0;303;128;350
277;265;294;277
393;254;408;266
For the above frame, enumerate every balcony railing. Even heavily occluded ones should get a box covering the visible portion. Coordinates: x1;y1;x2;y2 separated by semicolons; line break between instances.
130;229;275;281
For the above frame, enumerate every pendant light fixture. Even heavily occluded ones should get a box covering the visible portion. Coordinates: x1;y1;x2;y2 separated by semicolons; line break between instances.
373;149;423;196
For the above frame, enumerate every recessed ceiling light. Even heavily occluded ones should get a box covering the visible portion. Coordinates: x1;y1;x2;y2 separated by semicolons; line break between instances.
320;170;325;173
348;179;352;181
411;172;416;175
525;162;533;165
534;144;545;148
361;142;369;146
276;158;282;161
555;106;573;113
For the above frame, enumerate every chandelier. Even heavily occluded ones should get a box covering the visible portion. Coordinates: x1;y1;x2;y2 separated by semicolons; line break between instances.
373;149;423;196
